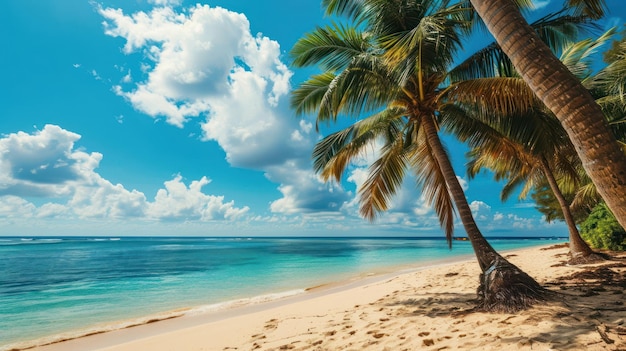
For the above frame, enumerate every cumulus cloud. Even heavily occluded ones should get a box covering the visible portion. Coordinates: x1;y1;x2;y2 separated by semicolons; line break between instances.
99;4;346;217
147;175;249;220
267;163;349;214
493;212;504;221
469;200;491;220
148;0;182;6
0;125;97;197
0;125;247;222
100;5;292;129
0;196;37;218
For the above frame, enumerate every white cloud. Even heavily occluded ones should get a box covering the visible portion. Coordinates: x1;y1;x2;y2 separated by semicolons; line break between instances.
508;213;536;229
0;196;36;218
147;175;249;220
100;5;283;127
122;70;132;83
0;125;95;197
148;0;182;6
469;200;491;221
36;203;69;218
267;162;349;214
0;125;248;222
99;4;345;217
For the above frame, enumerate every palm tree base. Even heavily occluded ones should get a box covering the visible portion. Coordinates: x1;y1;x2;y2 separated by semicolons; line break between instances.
567;252;609;265
476;256;552;313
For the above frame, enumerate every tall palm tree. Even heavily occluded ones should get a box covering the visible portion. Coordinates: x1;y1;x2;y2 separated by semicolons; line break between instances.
569;29;626;219
445;27;617;263
468;0;626;230
291;0;547;312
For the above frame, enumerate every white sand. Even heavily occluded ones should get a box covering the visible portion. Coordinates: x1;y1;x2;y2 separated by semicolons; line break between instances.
26;244;626;351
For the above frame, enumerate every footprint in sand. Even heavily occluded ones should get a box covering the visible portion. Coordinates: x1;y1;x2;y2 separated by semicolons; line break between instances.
264;318;278;330
324;330;337;337
250;333;267;341
366;330;386;339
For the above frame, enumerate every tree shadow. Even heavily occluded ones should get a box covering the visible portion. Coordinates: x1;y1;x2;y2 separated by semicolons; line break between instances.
383;250;626;350
535;254;626;349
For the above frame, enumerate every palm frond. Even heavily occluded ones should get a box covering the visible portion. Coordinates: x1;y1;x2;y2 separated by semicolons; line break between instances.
449;8;592;81
322;0;367;22
290;22;372;71
502;176;528;201
572;181;602;211
442;78;539;117
532;9;596;56
290;72;336;119
359;131;408;220
313;108;406;182
561;27;616;80
381;1;466;74
448;42;512;82
590;37;626;102
566;0;607;20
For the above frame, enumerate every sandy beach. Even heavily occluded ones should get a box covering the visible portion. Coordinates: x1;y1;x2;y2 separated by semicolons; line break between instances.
23;244;626;351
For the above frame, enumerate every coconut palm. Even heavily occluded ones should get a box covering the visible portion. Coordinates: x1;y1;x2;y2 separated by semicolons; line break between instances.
459;112;597;262
445;28;618;263
569;29;626;216
291;0;548;312
517;27;626;225
468;0;626;230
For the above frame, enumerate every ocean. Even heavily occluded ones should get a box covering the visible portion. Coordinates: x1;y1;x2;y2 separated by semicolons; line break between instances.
0;236;565;349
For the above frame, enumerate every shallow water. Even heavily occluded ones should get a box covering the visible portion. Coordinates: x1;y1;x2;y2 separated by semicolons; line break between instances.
0;236;565;348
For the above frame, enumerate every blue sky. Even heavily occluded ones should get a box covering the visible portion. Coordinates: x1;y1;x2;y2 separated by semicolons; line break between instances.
0;0;623;237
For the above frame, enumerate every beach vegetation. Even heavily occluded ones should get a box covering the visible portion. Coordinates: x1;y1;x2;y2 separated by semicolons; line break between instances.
531;181;591;224
468;0;626;232
580;202;626;250
290;0;550;312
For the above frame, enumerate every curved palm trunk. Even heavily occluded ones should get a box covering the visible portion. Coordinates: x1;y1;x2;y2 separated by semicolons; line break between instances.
422;114;548;312
538;157;594;260
469;0;626;230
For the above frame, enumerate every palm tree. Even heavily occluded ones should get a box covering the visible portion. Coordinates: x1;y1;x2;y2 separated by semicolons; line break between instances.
459;111;597;262
468;0;626;230
445;27;617;263
569;28;626;222
291;0;548;312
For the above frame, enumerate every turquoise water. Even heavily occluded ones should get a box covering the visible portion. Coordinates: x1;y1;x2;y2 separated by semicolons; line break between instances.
0;236;565;349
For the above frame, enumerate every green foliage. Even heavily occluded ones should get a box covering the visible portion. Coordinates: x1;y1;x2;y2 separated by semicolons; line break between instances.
531;181;590;224
602;25;625;63
579;203;626;250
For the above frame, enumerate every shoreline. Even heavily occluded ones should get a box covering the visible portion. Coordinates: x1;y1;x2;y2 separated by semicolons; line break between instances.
12;242;626;351
8;253;480;351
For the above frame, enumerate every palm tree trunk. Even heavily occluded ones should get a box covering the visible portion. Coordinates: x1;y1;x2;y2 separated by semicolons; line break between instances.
422;114;548;312
538;157;594;259
469;0;626;230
